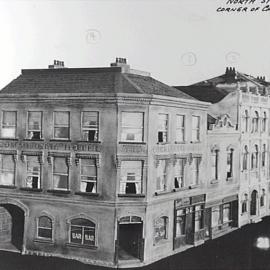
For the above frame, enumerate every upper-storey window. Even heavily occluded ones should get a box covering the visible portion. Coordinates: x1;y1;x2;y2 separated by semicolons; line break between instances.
157;114;168;143
191;116;200;142
0;154;15;186
243;146;248;171
28;112;42;140
252;111;259;133
262;112;267;133
1;111;16;139
243;110;249;132
262;144;266;168
53;157;69;190
176;115;185;142
120;160;142;194
156;160;167;192
211;150;219;181
26;156;41;189
121;112;143;142
227;149;233;179
174;158;185;189
251;145;259;170
82;112;99;142
80;158;97;193
190;157;200;186
37;216;53;240
54;112;70;139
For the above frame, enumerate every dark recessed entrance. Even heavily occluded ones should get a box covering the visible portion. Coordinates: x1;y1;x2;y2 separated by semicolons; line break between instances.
117;216;143;261
0;204;25;251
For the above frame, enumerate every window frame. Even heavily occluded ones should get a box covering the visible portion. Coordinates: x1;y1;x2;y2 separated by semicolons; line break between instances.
191;115;200;142
174;158;186;189
53;111;70;140
226;149;233;179
80;158;98;193
1;111;17;139
25;155;41;189
81;111;99;142
175;114;185;143
157;113;169;144
52;156;69;191
154;216;168;244
27;111;43;140
156;159;168;192
37;215;53;241
0;154;16;186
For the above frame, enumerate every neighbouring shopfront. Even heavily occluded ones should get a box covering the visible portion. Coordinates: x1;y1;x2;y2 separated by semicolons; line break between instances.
173;194;206;250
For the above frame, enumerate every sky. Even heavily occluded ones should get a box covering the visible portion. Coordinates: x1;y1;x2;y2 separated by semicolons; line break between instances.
0;0;269;89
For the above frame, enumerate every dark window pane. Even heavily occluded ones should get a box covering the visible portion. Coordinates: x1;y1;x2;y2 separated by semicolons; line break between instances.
39;216;52;228
84;227;95;245
54;127;69;139
38;228;52;239
70;226;83;244
54;112;69;125
71;218;95;227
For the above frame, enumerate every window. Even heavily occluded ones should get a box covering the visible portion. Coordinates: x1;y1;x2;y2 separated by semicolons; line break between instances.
154;216;168;243
243;146;248;170
0;154;15;186
262;144;266;168
25;156;41;189
190;157;200;186
262;112;267;133
80;159;97;193
242;194;248;214
243;110;249;132
211;206;221;227
260;189;266;207
174;159;185;189
37;216;52;239
175;209;186;237
120;161;142;194
70;218;95;246
252;111;259;133
53;157;69;190
251;145;259;170
194;205;204;231
82;112;99;142
156;160;167;192
54;112;70;139
211;150;219;180
227;149;233;179
176;115;185;142
192;116;200;142
157;114;168;143
121;112;143;142
1;111;16;138
223;203;231;223
28;112;42;140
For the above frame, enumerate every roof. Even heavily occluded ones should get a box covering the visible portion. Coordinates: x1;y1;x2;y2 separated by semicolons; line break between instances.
0;67;195;100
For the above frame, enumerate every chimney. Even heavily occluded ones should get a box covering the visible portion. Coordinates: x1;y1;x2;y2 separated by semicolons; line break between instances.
48;60;66;69
110;57;130;73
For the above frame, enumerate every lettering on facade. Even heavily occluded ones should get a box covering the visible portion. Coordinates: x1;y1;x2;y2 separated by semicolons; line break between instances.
119;144;147;154
152;143;202;154
175;197;191;209
0;141;101;152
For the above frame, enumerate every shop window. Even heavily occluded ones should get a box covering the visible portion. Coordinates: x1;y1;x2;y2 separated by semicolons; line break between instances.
190;157;200;186
191;116;200;142
120;160;142;194
176;115;185;142
80;159;97;193
154;216;168;243
227;149;233;179
242;194;248;214
194;205;204;231
1;111;16;138
175;209;186;237
260;189;266;207
156;160;167;192
243;110;249;132
82;112;99;142
54;112;70;139
262;112;267;132
37;216;52;239
0;154;15;186
53;157;69;190
242;146;248;170
27;112;42;140
174;158;185;189
211;206;221;227
157;114;168;143
262;144;266;168
223;203;232;223
211;150;219;180
121;112;143;142
70;218;96;246
25;156;41;189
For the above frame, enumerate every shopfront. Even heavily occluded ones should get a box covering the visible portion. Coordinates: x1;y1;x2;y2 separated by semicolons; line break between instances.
173;194;206;250
205;195;238;239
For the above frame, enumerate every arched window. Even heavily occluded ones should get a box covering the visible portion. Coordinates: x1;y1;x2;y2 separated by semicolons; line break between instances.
227;148;233;179
211;149;219;180
252;145;259;169
243;146;248;171
70;218;96;246
262;112;267;133
262;144;266;168
254;111;259;132
154;216;168;243
37;216;53;239
242;194;248;214
260;189;266;207
243;110;249;132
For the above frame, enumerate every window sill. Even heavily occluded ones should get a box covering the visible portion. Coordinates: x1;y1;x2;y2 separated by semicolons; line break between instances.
47;189;71;195
0;138;18;141
0;185;16;189
190;141;201;144
157;142;169;145
118;194;145;198
34;238;54;245
173;187;188;192
20;187;43;192
155;190;170;196
174;141;186;144
23;139;44;142
188;184;199;189
65;243;98;250
77;141;101;144
50;139;71;142
119;141;146;145
210;179;219;184
75;192;99;197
